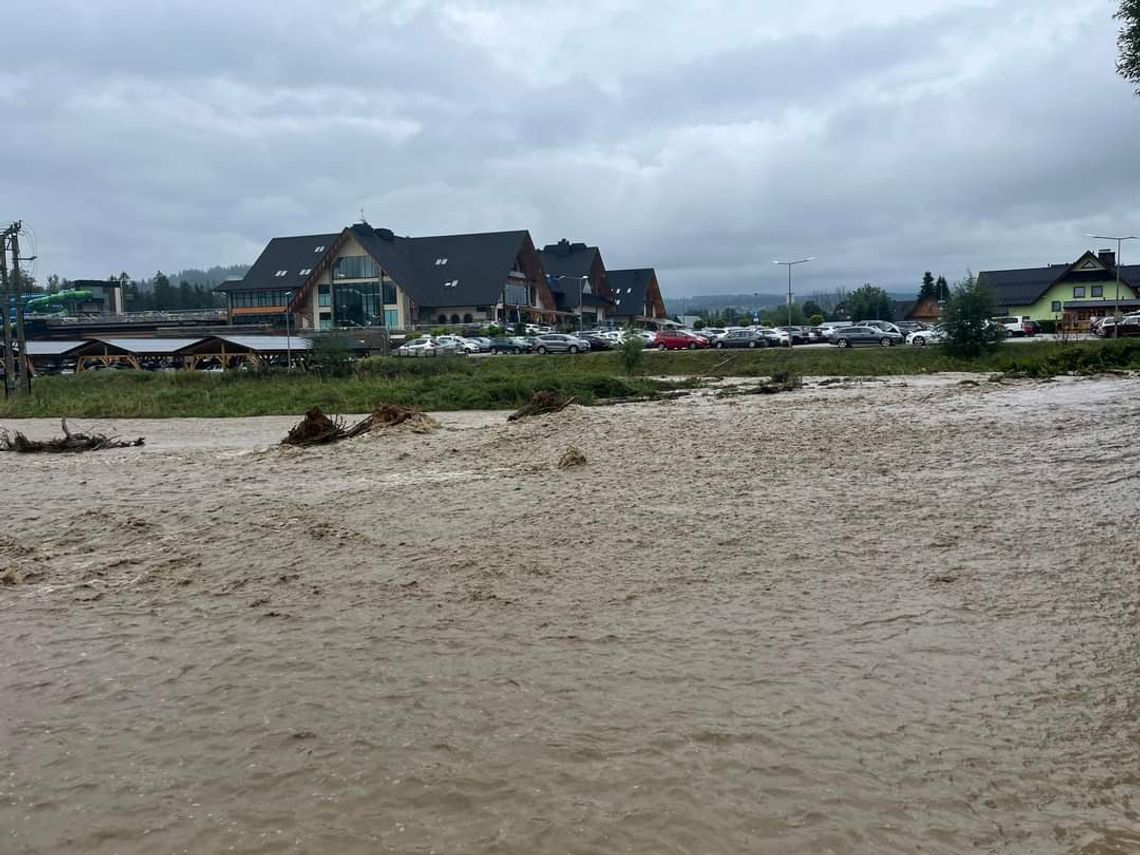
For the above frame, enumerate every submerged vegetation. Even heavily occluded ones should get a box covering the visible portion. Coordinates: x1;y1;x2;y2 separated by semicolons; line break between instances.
0;340;1138;418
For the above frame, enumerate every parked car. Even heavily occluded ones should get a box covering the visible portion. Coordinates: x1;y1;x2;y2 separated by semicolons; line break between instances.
489;336;531;354
895;321;928;336
1102;315;1140;337
776;326;809;344
907;325;947;346
993;316;1033;337
651;330;710;350
534;333;590;354
832;326;904;347
579;332;614;351
856;319;905;337
395;338;437;357
713;329;770;349
755;327;791;346
435;335;479;354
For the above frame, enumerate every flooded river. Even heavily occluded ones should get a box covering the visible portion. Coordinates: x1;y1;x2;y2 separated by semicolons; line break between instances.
2;376;1139;853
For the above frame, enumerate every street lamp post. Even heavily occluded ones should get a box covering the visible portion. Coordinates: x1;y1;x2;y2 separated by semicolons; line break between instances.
773;257;815;340
1086;233;1138;338
550;275;590;330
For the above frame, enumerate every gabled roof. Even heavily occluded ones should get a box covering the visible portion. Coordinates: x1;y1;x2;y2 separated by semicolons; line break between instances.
350;223;536;308
893;299;917;319
216;233;340;293
979;250;1140;307
539;240;599;280
608;268;662;317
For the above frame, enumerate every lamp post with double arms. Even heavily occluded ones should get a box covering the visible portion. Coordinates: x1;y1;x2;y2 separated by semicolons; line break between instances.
1086;233;1138;338
773;257;815;341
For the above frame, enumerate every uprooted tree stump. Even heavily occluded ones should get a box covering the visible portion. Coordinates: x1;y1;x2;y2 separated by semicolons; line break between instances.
282;405;438;447
507;390;576;422
0;419;144;454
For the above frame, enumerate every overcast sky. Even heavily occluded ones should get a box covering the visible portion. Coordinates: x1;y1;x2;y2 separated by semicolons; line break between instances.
4;0;1138;297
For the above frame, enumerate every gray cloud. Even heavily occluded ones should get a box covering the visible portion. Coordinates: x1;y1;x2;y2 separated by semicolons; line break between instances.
4;0;1138;298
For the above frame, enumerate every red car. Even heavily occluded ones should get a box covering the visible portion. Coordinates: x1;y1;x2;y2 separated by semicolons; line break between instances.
651;330;710;351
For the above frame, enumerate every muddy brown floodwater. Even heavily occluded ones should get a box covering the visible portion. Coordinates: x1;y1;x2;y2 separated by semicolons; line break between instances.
2;375;1139;854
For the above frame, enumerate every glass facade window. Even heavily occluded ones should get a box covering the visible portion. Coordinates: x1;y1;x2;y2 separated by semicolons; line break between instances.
505;283;528;305
333;281;382;327
333;255;379;280
384;309;400;328
1091;286;1103;298
382;281;397;304
230;290;292;308
319;285;331;307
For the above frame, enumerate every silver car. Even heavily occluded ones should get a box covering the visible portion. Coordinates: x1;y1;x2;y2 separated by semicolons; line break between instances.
533;334;590;354
832;326;904;348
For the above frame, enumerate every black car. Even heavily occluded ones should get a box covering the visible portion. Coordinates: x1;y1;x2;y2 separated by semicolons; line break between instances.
489;336;531;354
579;333;614;351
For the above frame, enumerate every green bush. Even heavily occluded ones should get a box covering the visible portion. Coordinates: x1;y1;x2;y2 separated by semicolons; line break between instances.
940;274;1006;357
619;332;646;375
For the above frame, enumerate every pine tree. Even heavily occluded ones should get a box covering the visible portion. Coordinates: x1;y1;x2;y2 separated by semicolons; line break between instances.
935;275;950;301
919;271;935;300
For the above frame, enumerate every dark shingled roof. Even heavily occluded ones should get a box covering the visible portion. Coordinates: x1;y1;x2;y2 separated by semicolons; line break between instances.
216;233;340;293
350;224;534;308
979;253;1140;307
608;268;657;317
539;240;597;277
893;299;917;319
978;266;1062;306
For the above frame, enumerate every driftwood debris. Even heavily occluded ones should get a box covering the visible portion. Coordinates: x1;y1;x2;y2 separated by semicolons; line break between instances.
558;446;588;468
507;390;576;422
282;405;438;447
0;419;144;454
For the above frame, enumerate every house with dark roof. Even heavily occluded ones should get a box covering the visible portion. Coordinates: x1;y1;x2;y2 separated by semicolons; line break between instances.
606;268;667;324
538;239;615;326
891;295;941;323
978;249;1140;324
216;224;559;330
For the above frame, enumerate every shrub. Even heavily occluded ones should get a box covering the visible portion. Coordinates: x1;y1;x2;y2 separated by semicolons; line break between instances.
809;314;824;326
619;331;646;375
940;274;1006;357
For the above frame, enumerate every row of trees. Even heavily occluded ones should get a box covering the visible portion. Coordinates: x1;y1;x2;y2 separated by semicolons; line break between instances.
693;284;896;326
121;272;226;312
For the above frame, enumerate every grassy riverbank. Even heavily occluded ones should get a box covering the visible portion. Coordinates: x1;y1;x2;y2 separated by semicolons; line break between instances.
1;339;1137;418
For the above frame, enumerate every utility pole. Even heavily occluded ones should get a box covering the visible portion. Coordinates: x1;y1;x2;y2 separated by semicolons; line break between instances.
0;239;13;397
9;225;30;395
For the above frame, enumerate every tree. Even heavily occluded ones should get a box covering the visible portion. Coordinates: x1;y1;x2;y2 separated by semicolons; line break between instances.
940;274;1005;356
801;299;823;320
935;275;949;301
1118;0;1140;94
761;303;805;326
919;271;935;300
845;284;893;322
692;318;706;330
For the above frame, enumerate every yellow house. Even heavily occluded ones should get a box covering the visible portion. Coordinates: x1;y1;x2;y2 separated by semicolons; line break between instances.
979;249;1140;325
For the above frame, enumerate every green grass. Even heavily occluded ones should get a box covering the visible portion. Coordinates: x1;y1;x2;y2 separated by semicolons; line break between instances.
2;339;1138;418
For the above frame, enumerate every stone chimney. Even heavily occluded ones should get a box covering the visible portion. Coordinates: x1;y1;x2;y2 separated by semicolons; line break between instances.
1098;248;1116;268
